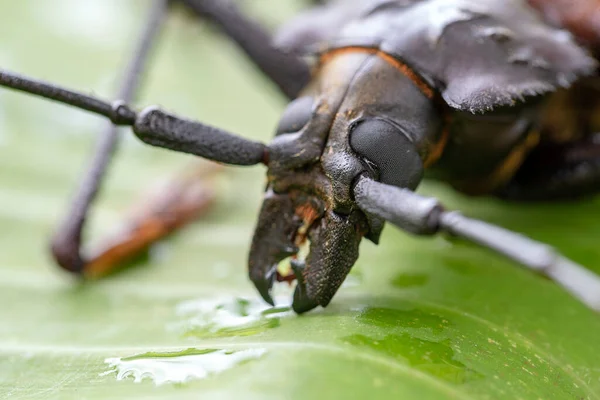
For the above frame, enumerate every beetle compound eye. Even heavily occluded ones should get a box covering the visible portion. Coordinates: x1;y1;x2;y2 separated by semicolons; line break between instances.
350;119;423;190
275;96;314;135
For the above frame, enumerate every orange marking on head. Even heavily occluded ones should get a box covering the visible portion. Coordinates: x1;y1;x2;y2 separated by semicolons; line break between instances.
319;47;435;99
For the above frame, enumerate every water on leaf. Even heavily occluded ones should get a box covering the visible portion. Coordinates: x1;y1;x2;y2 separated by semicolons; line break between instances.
173;296;292;338
103;348;267;386
343;334;483;384
357;307;451;335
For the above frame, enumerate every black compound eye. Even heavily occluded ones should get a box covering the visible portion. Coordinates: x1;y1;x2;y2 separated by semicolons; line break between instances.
276;96;314;136
350;119;423;189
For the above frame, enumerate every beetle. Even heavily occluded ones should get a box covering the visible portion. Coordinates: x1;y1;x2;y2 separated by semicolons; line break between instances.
1;0;600;314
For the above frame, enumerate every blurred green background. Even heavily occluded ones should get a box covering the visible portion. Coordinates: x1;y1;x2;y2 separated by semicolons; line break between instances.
0;1;599;399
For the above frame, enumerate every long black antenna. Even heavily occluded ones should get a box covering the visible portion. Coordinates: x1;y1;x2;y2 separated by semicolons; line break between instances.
354;176;600;312
0;71;267;165
0;70;136;125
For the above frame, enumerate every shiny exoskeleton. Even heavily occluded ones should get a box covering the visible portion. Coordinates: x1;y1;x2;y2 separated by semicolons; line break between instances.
250;0;600;311
1;0;600;314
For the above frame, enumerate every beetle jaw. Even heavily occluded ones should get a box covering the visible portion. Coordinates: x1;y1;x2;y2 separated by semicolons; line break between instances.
248;187;367;313
290;208;365;313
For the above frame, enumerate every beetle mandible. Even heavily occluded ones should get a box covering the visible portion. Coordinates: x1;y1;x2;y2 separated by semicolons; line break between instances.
1;0;600;313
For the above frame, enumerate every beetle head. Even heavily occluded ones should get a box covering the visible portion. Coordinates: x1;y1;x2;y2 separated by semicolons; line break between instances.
249;52;441;312
248;93;370;313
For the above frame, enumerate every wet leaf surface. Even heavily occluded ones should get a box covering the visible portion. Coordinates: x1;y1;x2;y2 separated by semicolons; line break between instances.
0;1;599;399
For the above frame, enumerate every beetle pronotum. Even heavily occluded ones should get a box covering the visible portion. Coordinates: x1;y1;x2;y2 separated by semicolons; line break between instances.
2;0;600;313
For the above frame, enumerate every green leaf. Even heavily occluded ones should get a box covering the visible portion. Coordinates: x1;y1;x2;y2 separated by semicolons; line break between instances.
1;1;599;399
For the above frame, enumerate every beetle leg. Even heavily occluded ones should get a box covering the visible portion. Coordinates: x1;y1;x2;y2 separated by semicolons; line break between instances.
496;134;600;201
354;176;600;312
179;0;311;99
0;8;273;277
50;0;169;274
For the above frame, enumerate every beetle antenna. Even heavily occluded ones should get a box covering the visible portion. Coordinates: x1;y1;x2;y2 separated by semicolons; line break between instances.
0;69;268;166
354;176;600;312
0;69;137;124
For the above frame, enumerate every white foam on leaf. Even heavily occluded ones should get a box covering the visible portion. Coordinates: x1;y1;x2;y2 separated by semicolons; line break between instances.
103;348;267;386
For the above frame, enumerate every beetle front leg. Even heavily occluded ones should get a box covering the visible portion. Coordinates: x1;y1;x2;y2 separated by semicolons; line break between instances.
45;0;234;277
51;0;170;274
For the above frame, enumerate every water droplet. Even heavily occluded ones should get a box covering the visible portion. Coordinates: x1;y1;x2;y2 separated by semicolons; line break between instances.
173;296;293;338
102;348;267;386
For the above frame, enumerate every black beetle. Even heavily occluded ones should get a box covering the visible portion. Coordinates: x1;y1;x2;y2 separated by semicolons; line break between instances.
1;0;600;313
